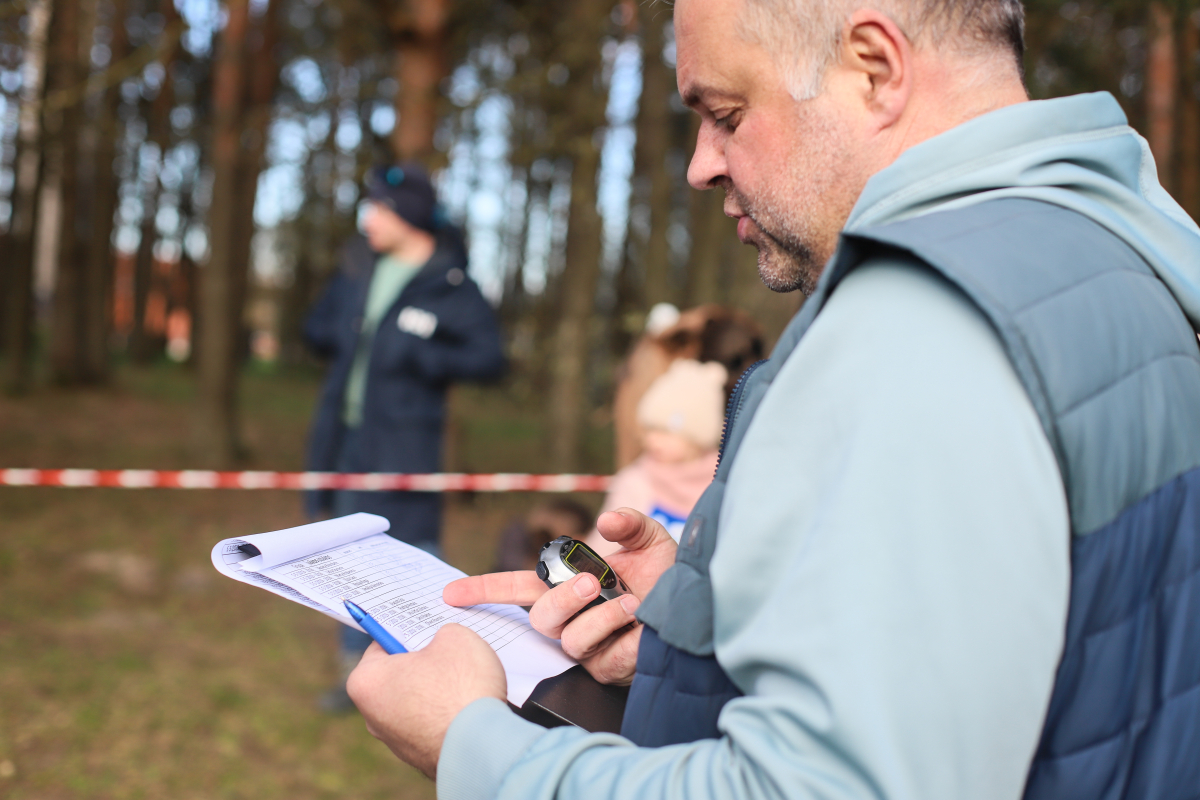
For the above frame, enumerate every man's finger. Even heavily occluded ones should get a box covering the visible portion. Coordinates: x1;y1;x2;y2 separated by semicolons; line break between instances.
528;573;601;638
596;508;674;552
560;594;640;661
582;624;642;686
443;571;548;607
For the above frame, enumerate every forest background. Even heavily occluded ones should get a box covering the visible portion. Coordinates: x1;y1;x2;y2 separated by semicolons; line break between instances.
0;1;1198;798
0;0;1196;471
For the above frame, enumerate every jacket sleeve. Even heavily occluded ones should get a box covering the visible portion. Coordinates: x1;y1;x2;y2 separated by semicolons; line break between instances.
303;272;350;360
435;259;1070;800
405;279;506;384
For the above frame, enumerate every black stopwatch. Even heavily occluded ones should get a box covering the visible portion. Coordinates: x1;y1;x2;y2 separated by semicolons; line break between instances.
536;536;630;612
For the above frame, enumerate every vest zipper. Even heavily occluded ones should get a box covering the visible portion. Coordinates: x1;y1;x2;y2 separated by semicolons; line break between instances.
716;359;767;473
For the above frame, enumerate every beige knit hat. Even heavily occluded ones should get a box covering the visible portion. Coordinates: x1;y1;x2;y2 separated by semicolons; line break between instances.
636;359;728;450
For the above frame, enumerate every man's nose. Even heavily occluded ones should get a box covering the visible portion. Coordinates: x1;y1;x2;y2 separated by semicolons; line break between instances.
687;122;727;191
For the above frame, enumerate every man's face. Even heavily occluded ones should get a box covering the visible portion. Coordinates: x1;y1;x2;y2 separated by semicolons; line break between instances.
676;0;869;295
362;202;415;254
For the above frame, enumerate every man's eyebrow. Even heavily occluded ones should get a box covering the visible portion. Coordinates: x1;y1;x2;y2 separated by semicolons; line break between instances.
681;84;742;109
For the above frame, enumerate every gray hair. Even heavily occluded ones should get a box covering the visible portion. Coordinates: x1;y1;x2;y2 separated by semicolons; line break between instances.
738;0;1025;99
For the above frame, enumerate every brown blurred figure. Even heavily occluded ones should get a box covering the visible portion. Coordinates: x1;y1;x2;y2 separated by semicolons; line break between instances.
492;499;596;573
612;304;766;470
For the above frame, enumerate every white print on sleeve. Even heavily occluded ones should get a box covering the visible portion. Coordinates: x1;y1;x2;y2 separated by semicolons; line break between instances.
397;306;438;339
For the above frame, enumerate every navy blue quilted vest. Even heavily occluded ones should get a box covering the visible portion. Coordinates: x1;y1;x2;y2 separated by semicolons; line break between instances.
621;199;1200;798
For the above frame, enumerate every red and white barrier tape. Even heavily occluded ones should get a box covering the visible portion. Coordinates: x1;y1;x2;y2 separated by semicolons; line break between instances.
0;469;611;493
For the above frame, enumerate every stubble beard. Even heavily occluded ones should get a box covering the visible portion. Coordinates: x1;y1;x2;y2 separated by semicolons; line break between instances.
727;184;823;297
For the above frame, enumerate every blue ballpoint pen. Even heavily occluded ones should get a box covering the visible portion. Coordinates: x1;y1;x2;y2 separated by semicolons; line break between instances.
342;598;408;654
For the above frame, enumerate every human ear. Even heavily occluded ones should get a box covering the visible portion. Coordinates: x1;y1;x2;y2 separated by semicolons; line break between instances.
842;9;911;127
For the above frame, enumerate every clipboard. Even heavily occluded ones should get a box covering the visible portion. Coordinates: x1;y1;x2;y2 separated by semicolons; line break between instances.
511;665;630;734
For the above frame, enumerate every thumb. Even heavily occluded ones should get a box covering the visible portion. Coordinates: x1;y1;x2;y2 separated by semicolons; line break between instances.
432;622;472;641
595;508;673;551
428;623;486;653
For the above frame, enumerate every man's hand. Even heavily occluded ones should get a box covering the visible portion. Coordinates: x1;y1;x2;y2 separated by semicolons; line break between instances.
443;509;677;685
346;624;506;779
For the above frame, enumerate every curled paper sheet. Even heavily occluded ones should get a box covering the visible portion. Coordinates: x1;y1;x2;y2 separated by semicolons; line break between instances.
211;513;575;706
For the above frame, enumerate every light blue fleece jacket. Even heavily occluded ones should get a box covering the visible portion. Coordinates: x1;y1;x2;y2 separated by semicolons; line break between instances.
435;93;1200;800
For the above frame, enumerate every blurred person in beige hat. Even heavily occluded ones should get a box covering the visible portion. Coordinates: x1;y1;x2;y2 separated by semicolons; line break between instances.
586;359;727;557
611;304;764;470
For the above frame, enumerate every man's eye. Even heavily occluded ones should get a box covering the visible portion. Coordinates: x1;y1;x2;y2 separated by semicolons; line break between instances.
714;112;740;131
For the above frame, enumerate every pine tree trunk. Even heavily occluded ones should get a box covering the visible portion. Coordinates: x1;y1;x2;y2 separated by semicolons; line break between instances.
544;0;613;472
632;10;674;307
80;0;130;382
549;146;604;472
3;0;51;394
174;159;199;367
198;0;251;465
526;179;560;397
279;250;313;365
46;0;88;385
225;0;282;372
129;0;179;364
499;168;531;331
1147;2;1178;192
1178;10;1200;219
388;0;448;164
129;161;162;363
280;91;338;367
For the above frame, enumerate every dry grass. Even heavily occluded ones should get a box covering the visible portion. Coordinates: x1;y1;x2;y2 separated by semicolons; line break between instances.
0;362;603;800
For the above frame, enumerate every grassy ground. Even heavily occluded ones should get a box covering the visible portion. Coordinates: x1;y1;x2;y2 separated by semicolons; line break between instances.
0;362;605;799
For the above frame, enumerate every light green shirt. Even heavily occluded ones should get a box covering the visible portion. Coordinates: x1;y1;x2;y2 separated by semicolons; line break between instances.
342;255;420;428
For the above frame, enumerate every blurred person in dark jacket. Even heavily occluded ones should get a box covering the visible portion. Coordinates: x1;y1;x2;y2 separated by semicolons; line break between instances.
302;163;505;711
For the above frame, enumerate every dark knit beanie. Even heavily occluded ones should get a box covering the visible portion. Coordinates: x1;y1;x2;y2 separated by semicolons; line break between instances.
366;163;440;232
